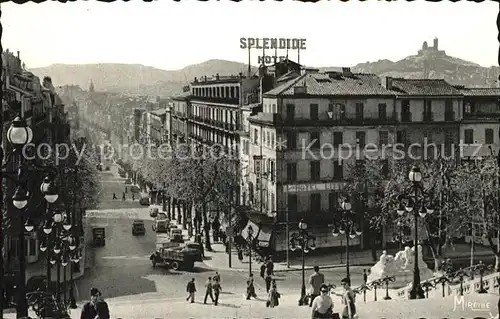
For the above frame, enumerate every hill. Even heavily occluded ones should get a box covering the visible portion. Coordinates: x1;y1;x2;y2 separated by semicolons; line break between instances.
29;59;258;97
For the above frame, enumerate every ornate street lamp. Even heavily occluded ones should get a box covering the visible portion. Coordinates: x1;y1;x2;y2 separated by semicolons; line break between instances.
331;198;362;281
397;166;434;300
290;219;316;306
7;116;33;148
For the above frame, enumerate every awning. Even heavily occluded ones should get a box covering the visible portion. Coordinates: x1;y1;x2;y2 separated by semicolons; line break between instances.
242;220;272;247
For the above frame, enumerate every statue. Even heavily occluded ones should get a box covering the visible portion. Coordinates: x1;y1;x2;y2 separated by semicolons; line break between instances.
367;245;433;288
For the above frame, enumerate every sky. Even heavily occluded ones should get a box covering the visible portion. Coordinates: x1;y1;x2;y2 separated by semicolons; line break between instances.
2;1;499;70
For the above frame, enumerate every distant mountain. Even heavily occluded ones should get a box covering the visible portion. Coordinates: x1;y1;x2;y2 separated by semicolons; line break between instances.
29;59;258;97
349;47;499;88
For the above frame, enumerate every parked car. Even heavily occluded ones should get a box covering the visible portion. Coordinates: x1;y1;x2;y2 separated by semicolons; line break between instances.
149;205;159;218
139;194;150;206
153;218;169;233
132;220;146;236
156;212;167;220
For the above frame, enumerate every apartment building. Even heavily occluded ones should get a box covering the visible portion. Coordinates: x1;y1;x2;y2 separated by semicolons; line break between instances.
171;89;191;147
148;109;166;145
459;87;500;158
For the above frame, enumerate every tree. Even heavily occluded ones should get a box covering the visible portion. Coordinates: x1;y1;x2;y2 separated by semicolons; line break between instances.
380;158;467;271
165;144;240;252
342;159;386;260
454;157;500;270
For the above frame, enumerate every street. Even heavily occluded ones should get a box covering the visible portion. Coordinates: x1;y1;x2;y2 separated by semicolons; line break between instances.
75;163;365;304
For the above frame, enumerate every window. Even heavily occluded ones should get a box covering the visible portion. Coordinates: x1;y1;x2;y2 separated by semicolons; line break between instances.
445;130;454;146
269;160;275;182
356;131;366;148
263;130;267;145
396;130;406;144
286;131;297;149
310;132;320;149
328;191;339;212
485;129;494;144
310;193;321;213
333;160;343;180
423;130;433;144
310;161;320;182
287;163;297;182
310;104;319;120
333;132;343;147
286;104;295;121
464;129;474;144
328;103;334;113
355;103;364;120
464;102;472;114
379;131;389;146
381;160;389;178
378;103;387;120
253;128;259;144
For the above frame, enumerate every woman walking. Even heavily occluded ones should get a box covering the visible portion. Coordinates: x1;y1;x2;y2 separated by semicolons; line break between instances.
266;283;280;308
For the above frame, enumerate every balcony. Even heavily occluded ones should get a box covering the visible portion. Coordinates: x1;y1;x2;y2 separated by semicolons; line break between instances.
445;112;455;121
422;112;434;122
401;112;412;122
463;111;500;120
190;96;239;105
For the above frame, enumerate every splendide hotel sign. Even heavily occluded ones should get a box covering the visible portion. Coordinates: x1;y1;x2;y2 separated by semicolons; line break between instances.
284;182;346;193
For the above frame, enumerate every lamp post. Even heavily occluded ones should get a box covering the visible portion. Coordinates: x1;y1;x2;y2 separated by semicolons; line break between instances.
396;166;434;300
6;116;33;318
331;199;362;281
246;225;254;276
289;219;316;306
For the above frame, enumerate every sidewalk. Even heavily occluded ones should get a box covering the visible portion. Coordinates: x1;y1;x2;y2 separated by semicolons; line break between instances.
5;291;497;318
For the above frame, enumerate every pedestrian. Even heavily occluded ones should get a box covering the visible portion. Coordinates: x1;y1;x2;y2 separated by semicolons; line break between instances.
112;193;117;200
266;256;274;276
213;271;221;284
80;288;110;319
363;269;367;284
311;284;334;319
260;260;267;279
340;277;356;319
125;187;127;193
186;278;196;303
246;273;257;300
122;192;126;201
265;273;272;293
266;282;280;308
237;249;243;262
204;277;215;304
132;193;135;200
212;279;222;306
308;266;325;307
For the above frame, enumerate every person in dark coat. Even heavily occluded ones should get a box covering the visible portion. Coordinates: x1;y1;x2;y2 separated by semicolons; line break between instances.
265;274;273;293
80;288;110;319
260;261;267;279
186;278;196;303
237;249;244;262
246;273;257;300
266;256;274;276
112;193;117;200
122;192;126;201
212;280;222;306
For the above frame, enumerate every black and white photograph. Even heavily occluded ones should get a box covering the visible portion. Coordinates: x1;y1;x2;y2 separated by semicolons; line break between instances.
1;1;500;318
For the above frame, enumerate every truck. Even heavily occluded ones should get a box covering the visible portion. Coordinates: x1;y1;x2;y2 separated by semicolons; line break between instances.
153;239;201;271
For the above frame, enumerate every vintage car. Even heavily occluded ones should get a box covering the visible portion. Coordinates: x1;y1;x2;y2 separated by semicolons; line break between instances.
153;218;169;233
139;193;150;206
170;228;183;242
132;220;146;235
149;205;159;218
93;228;105;247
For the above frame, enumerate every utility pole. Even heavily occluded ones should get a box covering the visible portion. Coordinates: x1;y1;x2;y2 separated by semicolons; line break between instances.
228;188;233;269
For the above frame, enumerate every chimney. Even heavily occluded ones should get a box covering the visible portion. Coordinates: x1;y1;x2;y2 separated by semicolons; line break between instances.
216;73;220;80
17;51;20;60
342;67;352;76
385;77;393;90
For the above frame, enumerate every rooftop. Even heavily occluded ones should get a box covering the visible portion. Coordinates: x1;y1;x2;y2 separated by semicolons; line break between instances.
149;109;166;116
460;87;500;97
264;72;395;97
389;78;462;96
171;91;191;100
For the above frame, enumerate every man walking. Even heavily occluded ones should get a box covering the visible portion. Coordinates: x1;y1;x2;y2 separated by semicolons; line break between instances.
308;265;325;307
112;193;117;200
265;273;272;293
186;278;196;303
204;277;215;304
80;288;110;319
212;279;222;306
246;273;257;300
266;256;274;276
122;192;126;201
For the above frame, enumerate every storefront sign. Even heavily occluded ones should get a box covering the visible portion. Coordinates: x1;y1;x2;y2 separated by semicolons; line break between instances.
284;182;346;193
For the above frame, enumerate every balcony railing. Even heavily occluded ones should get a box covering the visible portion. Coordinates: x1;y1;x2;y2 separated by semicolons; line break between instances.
445;111;455;121
422;112;434;122
401;112;412;122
